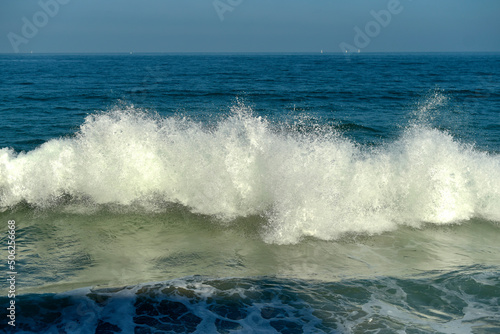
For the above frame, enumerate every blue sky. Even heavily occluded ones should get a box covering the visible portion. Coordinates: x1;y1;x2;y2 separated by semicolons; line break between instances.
1;0;499;53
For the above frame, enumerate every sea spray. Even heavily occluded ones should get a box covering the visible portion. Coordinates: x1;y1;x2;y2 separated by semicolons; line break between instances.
1;104;499;244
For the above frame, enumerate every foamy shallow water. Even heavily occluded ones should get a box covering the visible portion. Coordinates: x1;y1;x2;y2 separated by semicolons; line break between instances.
2;270;499;333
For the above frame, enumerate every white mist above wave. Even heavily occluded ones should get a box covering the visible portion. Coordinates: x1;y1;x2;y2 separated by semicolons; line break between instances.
1;104;499;244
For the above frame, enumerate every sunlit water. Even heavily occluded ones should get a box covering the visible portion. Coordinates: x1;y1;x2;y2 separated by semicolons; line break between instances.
1;53;499;333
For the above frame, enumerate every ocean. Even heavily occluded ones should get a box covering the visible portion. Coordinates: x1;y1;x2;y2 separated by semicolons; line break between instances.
0;53;499;333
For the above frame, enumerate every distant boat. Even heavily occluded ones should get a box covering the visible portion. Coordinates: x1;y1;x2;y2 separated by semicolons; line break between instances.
321;50;323;54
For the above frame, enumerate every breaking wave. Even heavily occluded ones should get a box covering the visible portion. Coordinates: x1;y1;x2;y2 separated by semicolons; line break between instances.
1;103;499;244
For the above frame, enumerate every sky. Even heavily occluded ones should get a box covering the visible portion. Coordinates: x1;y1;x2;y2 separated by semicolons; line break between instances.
1;0;499;54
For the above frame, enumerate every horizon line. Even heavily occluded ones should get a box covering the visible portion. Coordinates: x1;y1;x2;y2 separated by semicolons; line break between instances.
1;51;500;56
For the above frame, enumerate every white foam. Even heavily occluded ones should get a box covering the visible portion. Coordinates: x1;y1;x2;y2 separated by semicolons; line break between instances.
1;104;499;244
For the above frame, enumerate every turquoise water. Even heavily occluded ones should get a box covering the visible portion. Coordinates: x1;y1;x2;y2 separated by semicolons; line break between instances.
1;54;499;333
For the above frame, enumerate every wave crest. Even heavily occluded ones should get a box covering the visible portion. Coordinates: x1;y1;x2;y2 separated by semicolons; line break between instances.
1;105;499;243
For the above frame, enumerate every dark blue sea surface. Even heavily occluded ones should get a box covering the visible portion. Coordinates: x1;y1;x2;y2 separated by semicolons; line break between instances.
0;53;499;333
1;53;499;152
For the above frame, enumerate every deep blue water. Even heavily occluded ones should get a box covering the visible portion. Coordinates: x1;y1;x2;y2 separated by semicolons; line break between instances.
0;53;499;333
1;53;499;152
